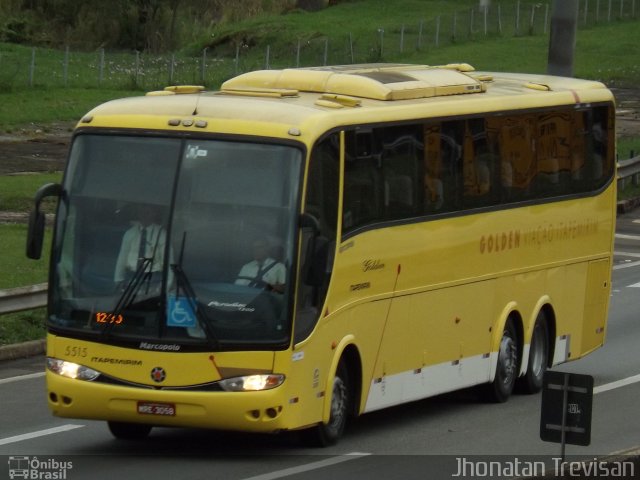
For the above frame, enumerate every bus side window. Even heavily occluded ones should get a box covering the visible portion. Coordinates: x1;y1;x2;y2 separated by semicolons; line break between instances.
381;125;422;221
584;106;613;189
423;125;444;212
462;118;499;208
423;122;462;214
304;135;339;240
495;115;536;202
343;130;383;232
535;111;574;196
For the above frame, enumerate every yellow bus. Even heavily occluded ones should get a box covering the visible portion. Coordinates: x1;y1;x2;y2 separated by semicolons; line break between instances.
28;63;615;445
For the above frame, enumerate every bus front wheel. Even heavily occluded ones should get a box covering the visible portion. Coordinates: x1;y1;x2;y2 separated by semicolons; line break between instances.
108;421;152;440
486;319;519;403
304;360;350;447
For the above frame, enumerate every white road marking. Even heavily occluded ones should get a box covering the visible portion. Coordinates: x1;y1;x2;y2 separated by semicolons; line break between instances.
628;281;640;288
595;373;640;395
240;452;371;480
612;260;640;270
615;233;640;241
614;251;640;258
0;372;45;385
0;424;84;446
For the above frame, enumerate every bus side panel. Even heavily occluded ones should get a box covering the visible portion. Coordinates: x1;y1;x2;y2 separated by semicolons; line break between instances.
494;263;586;371
285;301;390;428
364;281;494;413
579;258;610;355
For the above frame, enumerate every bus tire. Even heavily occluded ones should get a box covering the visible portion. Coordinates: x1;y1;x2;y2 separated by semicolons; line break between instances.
517;312;549;394
304;360;350;447
485;319;519;403
108;421;152;440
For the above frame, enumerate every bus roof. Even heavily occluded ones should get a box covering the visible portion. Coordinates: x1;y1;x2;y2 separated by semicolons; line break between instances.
80;63;613;140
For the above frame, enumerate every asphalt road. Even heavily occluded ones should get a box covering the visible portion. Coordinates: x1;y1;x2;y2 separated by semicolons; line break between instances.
2;211;640;479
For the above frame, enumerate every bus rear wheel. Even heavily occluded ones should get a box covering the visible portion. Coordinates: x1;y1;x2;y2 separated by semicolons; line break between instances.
517;312;549;394
304;360;350;447
108;421;152;440
485;319;519;403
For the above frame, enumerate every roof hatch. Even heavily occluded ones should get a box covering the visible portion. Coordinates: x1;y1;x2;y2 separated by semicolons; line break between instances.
221;64;486;101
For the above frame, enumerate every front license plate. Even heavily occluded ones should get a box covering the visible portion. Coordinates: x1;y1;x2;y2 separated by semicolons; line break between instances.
137;401;176;416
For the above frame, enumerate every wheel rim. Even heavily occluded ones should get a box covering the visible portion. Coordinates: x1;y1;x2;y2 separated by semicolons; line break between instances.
328;375;348;431
498;331;517;387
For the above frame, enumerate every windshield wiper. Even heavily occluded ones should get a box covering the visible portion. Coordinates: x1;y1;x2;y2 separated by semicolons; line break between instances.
170;232;219;350
101;257;153;338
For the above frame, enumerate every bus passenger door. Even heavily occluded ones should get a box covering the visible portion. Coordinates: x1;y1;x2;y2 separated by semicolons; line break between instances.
294;134;340;344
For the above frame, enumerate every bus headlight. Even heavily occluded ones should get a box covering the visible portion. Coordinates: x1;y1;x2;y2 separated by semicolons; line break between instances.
218;374;285;392
47;357;100;381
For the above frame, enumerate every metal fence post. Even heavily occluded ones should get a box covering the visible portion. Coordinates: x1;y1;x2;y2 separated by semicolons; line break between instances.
452;12;457;41
323;38;329;65
63;46;69;87
29;47;36;87
529;4;536;34
545;3;550;32
134;51;140;88
349;33;354;63
235;43;240;74
201;47;207;84
98;48;105;86
484;5;488;35
584;0;589;24
469;8;475;37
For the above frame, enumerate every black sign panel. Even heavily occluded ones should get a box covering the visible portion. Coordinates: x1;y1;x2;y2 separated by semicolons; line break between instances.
540;371;594;446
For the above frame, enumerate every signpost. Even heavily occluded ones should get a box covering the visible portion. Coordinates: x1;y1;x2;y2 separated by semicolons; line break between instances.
547;0;579;77
540;371;594;461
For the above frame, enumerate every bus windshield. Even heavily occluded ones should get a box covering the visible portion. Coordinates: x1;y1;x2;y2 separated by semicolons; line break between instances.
50;134;302;349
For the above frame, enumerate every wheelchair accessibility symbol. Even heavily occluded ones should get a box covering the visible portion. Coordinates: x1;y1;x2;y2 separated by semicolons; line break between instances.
167;294;197;327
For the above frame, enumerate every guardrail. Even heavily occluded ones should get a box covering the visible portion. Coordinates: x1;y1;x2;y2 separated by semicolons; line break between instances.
1;155;639;317
0;283;47;315
618;154;640;190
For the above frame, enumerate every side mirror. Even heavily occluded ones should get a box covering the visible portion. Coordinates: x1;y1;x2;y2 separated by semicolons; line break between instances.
26;183;62;260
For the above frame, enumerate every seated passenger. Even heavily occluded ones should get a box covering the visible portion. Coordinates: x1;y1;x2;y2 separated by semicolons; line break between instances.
424;173;444;210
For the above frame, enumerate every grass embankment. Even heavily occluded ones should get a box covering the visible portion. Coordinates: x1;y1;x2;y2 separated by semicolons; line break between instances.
0;224;52;346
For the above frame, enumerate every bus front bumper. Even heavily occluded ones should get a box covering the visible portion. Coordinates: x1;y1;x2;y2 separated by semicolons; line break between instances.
46;371;293;433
